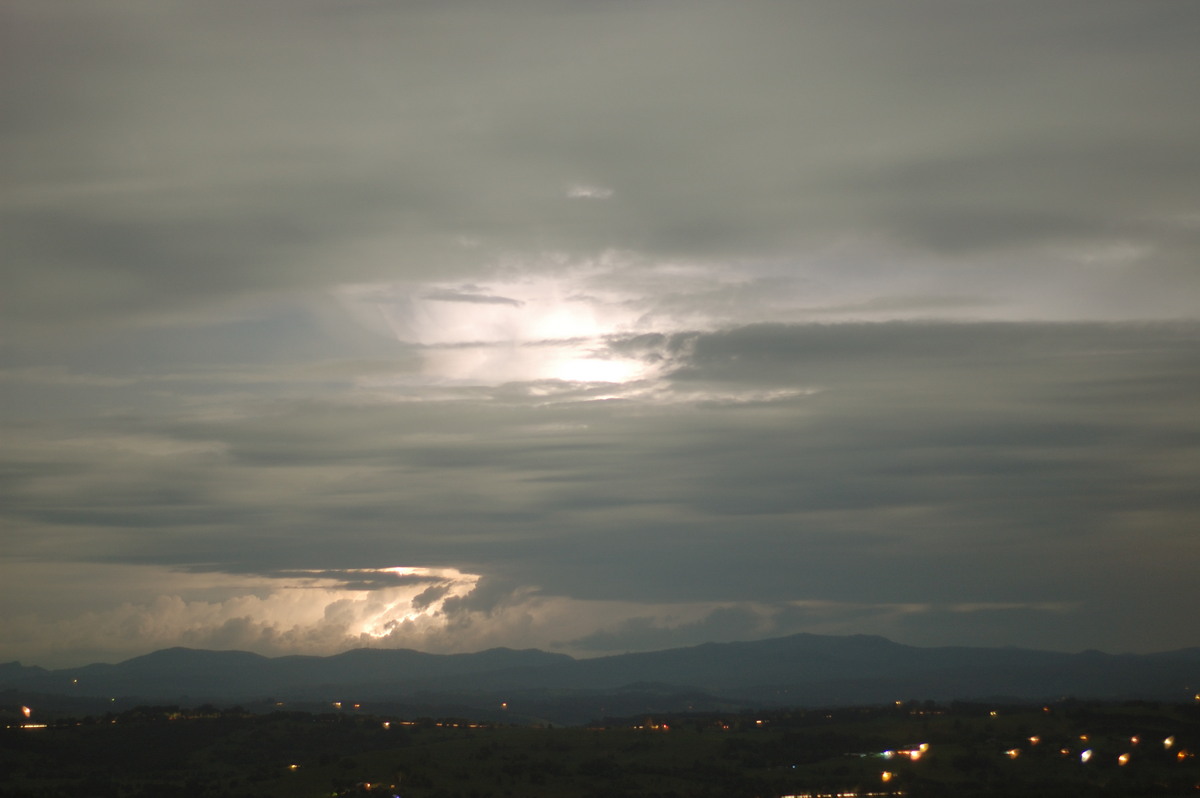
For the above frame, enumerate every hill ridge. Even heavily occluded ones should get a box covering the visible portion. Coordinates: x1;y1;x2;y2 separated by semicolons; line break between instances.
3;632;1197;721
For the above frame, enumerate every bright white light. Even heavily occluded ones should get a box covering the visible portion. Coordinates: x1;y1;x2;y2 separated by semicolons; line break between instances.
548;347;648;384
348;567;481;639
337;263;707;387
566;184;614;199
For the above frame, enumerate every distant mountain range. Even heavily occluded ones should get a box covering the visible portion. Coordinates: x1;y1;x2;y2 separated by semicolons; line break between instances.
4;634;1198;725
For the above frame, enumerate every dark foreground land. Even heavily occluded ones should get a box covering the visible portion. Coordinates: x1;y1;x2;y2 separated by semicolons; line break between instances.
3;699;1199;798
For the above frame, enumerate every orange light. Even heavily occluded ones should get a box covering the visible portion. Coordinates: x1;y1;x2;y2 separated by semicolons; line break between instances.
1118;753;1130;766
21;707;31;718
1005;749;1020;760
1131;736;1140;745
881;771;894;782
1165;736;1176;750
1029;736;1040;745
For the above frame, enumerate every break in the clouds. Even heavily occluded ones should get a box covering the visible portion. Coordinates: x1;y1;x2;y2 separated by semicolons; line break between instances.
2;1;1199;667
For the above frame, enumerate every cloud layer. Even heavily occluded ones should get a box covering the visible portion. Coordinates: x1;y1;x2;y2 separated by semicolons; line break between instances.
3;1;1199;665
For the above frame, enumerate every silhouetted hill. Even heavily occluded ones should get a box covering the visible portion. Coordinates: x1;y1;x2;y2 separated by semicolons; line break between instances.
6;645;572;700
4;634;1197;723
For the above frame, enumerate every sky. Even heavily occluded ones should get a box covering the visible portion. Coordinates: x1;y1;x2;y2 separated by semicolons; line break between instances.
3;1;1199;669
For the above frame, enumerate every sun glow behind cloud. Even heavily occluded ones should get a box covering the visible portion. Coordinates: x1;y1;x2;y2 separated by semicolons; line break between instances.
337;260;725;387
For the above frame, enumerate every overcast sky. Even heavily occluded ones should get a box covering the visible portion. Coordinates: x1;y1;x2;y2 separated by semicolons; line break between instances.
3;1;1199;668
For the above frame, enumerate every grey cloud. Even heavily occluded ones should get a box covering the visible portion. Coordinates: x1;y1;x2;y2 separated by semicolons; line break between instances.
440;578;527;617
248;568;454;592
411;585;451;611
5;1;1200;342
7;323;1196;590
422;289;524;307
3;1;1200;662
802;295;997;316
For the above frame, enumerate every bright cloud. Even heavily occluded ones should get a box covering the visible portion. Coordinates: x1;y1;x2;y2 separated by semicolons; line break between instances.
337;262;670;384
566;184;615;199
2;566;481;666
0;560;1089;668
